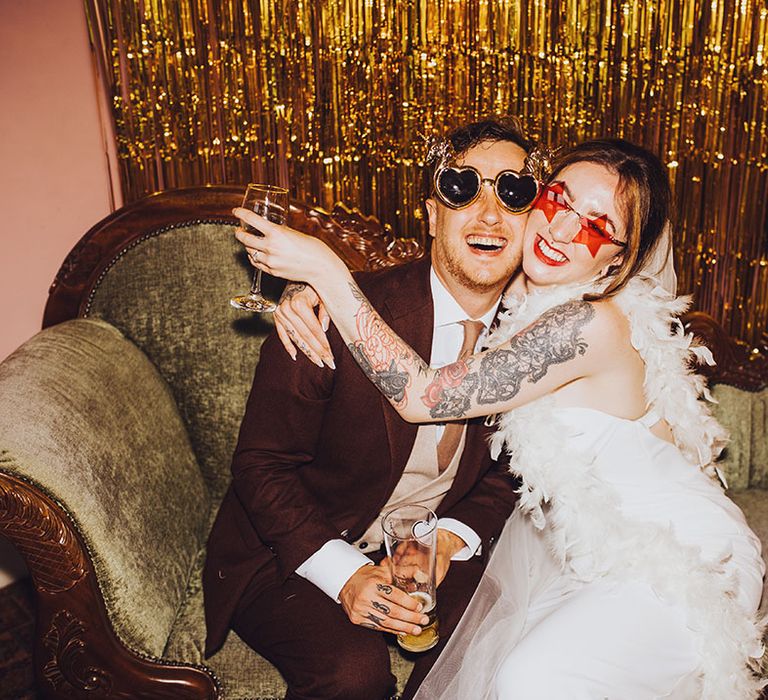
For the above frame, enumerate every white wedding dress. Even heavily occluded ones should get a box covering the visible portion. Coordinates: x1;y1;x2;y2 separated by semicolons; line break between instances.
414;278;766;700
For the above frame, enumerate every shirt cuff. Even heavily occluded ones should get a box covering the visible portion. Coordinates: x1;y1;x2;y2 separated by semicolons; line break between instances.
295;539;373;602
438;518;482;560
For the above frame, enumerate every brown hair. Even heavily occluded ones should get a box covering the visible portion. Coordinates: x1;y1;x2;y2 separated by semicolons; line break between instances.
548;138;672;299
424;116;532;199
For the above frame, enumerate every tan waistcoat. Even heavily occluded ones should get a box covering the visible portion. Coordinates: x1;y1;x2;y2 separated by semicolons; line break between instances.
353;423;466;550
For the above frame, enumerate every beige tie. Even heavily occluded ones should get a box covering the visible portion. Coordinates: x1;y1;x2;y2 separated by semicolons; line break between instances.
436;320;485;472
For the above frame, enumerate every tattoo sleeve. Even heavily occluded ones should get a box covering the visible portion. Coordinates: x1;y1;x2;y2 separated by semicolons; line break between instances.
345;282;427;407
339;280;595;422
422;301;595;419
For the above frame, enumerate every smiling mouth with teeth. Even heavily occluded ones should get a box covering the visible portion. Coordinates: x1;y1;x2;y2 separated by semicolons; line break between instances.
466;234;506;252
534;235;569;265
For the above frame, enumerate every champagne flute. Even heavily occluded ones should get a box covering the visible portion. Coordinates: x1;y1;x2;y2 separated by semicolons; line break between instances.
230;183;289;312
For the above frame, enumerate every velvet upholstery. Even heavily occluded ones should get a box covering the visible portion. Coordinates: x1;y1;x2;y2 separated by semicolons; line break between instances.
712;385;768;490
85;222;278;503
0;318;207;657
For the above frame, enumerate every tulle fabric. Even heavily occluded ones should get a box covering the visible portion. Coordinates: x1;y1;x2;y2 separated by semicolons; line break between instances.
414;510;561;700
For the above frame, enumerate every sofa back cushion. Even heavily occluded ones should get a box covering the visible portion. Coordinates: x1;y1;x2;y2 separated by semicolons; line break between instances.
711;384;768;489
0;318;208;656
84;221;272;504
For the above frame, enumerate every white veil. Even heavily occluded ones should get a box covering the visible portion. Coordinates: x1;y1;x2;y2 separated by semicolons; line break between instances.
413;511;560;700
640;221;677;296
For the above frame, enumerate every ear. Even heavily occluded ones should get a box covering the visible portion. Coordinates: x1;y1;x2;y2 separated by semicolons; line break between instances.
425;197;438;240
601;252;624;278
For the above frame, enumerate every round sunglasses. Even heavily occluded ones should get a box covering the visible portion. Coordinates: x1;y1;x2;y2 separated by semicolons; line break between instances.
433;165;541;214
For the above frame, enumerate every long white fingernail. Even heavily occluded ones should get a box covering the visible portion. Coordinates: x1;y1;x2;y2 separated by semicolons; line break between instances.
326;356;336;370
321;317;330;332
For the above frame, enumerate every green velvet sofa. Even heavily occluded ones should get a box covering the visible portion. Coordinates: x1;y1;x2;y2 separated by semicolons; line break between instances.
0;186;765;699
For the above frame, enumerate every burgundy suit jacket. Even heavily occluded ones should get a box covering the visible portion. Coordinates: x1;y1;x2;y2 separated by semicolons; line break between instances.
203;256;520;656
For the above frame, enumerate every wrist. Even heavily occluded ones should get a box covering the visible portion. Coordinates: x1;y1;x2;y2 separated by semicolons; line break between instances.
340;561;373;595
312;255;352;298
437;528;466;559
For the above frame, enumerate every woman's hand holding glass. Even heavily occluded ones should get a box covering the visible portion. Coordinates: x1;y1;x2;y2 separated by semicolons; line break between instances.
234;206;343;285
230;184;288;312
235;206;343;365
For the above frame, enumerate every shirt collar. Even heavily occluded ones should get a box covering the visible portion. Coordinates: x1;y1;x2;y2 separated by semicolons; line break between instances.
430;266;500;330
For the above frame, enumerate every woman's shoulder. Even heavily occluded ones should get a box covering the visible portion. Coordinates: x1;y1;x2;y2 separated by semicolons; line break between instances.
541;296;628;343
590;296;630;327
495;286;630;353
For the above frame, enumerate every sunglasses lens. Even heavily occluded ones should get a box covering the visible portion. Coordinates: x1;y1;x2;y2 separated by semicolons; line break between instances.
497;172;539;211
436;168;481;207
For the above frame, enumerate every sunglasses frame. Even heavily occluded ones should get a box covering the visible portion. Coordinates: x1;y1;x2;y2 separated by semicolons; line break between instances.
433;164;541;214
537;182;627;250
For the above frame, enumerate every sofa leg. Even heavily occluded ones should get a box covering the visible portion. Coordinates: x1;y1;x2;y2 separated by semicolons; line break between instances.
0;471;221;699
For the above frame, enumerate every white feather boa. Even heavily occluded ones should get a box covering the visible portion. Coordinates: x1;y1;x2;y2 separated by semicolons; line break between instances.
484;275;766;699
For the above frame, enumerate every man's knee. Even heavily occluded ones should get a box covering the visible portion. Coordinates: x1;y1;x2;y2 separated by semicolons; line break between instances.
288;634;395;700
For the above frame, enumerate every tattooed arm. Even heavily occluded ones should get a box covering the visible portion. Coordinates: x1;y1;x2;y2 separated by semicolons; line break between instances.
338;281;607;421
234;206;619;422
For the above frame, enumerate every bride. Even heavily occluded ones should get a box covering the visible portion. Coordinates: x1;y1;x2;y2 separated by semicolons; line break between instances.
235;138;766;698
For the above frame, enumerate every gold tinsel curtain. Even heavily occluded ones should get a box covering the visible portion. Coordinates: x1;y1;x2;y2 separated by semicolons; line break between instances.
85;0;768;347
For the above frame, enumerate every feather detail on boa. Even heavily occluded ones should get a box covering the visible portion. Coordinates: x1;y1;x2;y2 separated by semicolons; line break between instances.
484;275;766;699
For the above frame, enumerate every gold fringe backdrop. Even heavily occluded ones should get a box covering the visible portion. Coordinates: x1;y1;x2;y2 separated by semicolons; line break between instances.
85;0;768;348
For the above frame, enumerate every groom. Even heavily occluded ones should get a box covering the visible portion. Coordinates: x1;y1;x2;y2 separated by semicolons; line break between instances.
204;117;531;700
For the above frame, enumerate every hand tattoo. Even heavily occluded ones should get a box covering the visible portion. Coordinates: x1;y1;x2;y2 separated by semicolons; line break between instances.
376;583;393;594
372;601;391;615
423;300;595;419
365;612;385;627
279;282;308;304
287;328;314;359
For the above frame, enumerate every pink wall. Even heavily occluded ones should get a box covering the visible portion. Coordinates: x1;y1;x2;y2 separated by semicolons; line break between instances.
0;0;115;361
0;0;116;586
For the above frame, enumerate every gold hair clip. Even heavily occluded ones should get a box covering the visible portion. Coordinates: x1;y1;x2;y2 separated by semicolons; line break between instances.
423;135;456;167
524;143;560;181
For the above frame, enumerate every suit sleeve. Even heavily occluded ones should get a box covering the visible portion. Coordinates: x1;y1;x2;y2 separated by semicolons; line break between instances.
230;326;346;582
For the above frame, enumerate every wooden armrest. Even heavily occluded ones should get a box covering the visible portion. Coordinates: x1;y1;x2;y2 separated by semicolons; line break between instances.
0;472;220;698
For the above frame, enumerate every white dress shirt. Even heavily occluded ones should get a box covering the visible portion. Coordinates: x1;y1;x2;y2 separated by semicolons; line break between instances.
295;266;500;601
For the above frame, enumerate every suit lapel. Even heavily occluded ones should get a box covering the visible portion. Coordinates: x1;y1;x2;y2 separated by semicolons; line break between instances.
379;258;434;484
449;419;493;501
